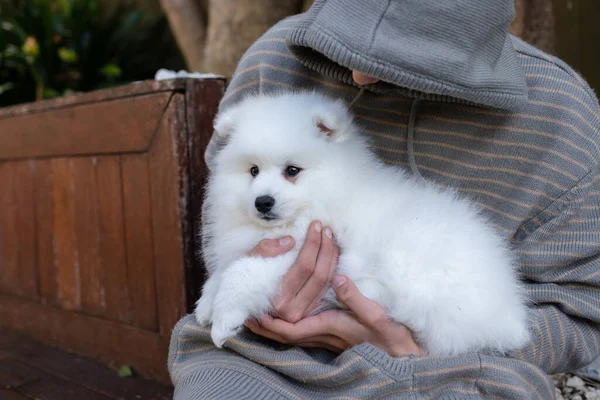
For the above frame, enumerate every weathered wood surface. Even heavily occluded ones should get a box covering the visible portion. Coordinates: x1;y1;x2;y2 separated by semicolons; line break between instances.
0;93;172;160
0;80;186;119
185;79;225;305
0;78;225;384
0;328;172;399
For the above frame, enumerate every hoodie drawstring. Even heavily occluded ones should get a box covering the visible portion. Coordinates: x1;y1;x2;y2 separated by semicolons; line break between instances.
348;87;365;109
349;89;423;180
407;99;423;180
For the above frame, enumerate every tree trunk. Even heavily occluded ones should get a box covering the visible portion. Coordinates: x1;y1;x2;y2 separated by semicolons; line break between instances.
159;0;207;72
302;0;314;12
201;0;302;76
510;0;555;54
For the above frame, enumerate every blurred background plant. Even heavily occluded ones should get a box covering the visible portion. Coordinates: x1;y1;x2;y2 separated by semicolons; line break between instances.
0;0;185;107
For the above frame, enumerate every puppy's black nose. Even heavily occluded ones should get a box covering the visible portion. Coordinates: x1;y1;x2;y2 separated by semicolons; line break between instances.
255;196;275;213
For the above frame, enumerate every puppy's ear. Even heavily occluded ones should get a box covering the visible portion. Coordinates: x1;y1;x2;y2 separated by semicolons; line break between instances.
213;105;239;140
312;99;353;142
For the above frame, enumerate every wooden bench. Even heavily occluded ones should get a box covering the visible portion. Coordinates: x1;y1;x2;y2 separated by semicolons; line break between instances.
0;78;225;385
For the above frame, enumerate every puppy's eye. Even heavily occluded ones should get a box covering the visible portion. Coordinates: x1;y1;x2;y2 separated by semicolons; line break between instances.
285;165;302;178
250;166;259;177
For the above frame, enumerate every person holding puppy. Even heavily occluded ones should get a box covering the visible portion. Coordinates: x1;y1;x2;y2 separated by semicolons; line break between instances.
169;0;600;398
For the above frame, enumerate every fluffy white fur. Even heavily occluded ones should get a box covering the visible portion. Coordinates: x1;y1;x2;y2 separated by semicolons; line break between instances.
195;91;531;356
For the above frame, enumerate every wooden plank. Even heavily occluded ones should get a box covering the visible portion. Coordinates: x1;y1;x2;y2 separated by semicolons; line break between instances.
72;157;105;317
0;93;172;161
96;157;131;324
14;162;38;299
0;293;170;385
0;162;38;299
122;154;158;331
35;160;58;306
16;379;112;400
184;79;225;309
0;79;188;119
148;94;188;337
0;330;172;399
0;359;40;390
52;159;80;311
0;163;22;297
0;162;35;298
0;390;31;400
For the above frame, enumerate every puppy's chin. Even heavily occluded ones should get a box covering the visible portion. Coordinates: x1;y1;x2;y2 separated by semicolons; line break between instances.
250;214;287;229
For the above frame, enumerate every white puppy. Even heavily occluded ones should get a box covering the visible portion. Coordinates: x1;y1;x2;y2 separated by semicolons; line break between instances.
195;91;530;356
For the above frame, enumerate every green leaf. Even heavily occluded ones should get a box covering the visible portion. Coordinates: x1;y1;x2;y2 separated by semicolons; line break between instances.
58;47;78;63
99;63;121;78
117;365;133;378
58;0;71;18
0;20;28;41
2;44;28;59
0;83;15;96
43;87;59;99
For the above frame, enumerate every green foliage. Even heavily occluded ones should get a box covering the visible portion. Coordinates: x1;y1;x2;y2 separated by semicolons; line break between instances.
0;0;185;107
117;365;133;378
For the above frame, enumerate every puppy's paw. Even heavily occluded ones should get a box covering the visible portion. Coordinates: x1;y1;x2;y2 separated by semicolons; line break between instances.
194;295;214;327
210;309;247;348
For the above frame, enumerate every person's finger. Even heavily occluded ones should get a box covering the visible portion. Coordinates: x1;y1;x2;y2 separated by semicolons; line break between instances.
352;71;380;85
260;313;333;341
247;236;295;258
273;221;323;321
245;319;290;343
305;242;340;315
332;275;391;332
287;226;335;317
261;310;368;343
245;320;347;352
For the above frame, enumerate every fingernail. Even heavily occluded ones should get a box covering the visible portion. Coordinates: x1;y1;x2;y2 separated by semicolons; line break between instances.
315;221;322;232
267;239;280;247
333;275;346;288
324;227;332;239
279;236;292;247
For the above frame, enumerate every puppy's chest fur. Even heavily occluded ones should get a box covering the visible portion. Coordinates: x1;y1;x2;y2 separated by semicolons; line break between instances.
219;210;381;272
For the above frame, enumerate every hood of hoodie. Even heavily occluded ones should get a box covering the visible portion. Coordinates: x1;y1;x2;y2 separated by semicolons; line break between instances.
286;0;528;110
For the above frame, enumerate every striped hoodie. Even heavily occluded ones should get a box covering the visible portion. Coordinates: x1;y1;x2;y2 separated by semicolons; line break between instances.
169;1;600;398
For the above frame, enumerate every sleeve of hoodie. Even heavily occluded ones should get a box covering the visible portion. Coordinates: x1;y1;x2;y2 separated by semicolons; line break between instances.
202;40;600;400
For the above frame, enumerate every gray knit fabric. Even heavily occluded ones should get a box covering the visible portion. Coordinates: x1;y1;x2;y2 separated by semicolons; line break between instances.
286;0;528;110
169;1;600;398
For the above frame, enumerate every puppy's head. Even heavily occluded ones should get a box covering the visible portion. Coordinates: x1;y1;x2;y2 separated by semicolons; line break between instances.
209;91;360;228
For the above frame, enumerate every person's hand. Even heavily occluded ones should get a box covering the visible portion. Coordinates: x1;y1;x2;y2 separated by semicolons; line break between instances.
245;220;339;323
246;275;424;357
271;221;339;323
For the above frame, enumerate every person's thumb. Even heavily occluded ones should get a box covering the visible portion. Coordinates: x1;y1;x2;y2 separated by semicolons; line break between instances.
248;236;295;257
